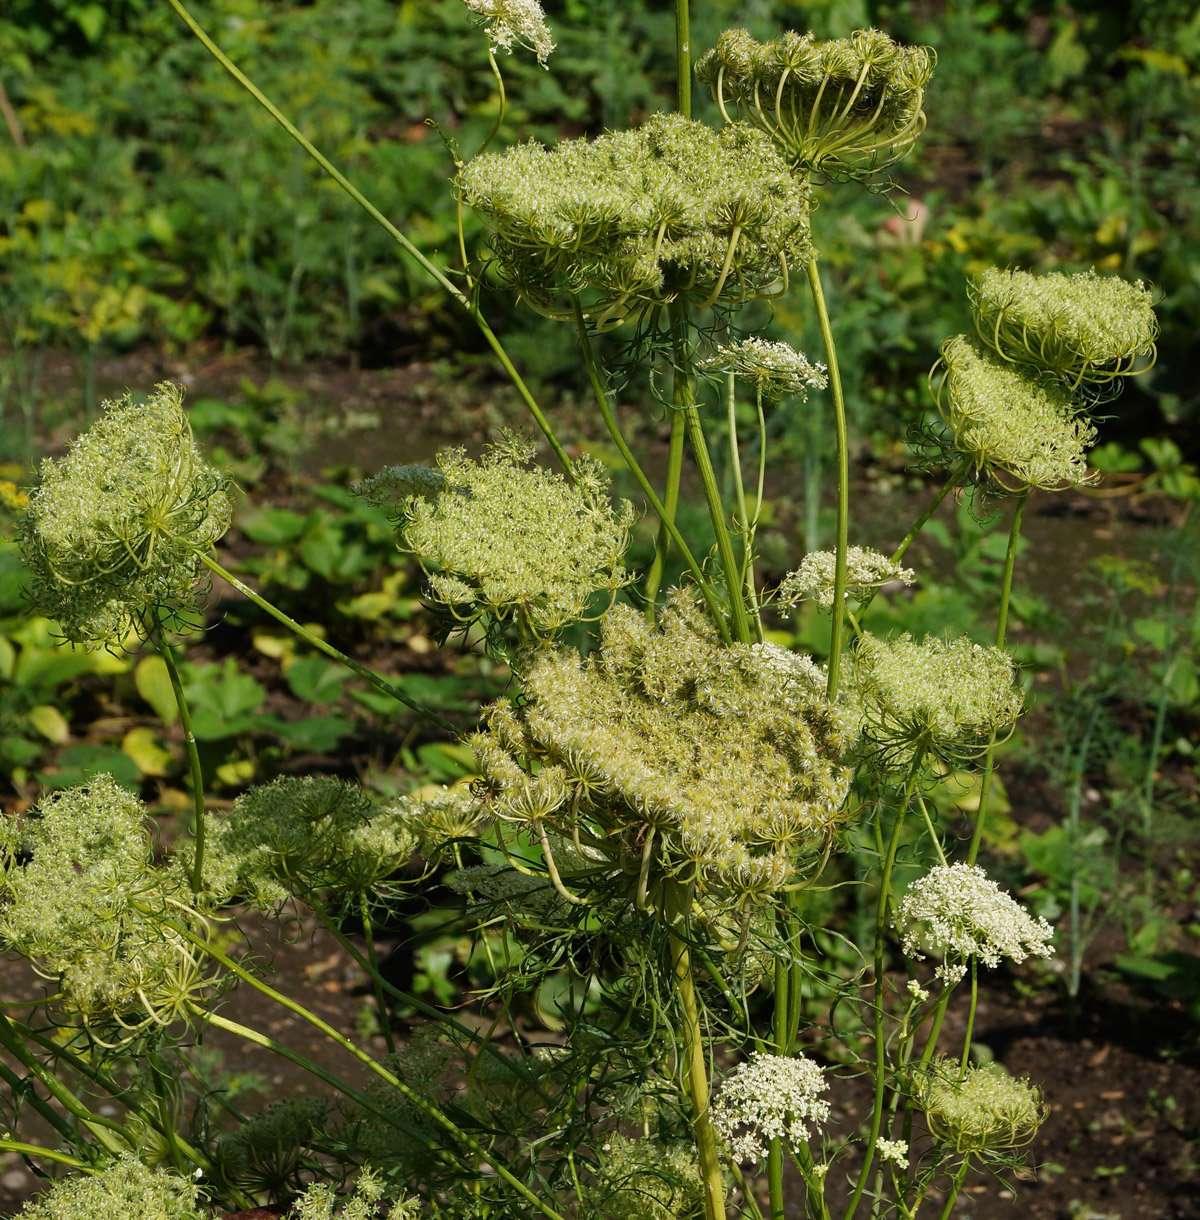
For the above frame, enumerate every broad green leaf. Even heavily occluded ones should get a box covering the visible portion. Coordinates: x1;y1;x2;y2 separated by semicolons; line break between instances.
28;704;70;744
285;656;350;705
122;727;173;777
135;655;180;726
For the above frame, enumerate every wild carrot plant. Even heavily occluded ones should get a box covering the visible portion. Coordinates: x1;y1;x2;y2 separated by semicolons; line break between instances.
0;2;1160;1218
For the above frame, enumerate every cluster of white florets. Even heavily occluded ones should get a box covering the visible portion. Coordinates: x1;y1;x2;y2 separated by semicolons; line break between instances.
896;862;1053;969
710;1052;830;1162
700;337;828;400
458;113;812;326
778;546;915;609
11;1156;208;1220
697;27;935;178
461;0;555;66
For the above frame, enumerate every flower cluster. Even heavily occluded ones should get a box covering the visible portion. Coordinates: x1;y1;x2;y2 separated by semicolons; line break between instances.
396;437;634;636
933;334;1097;491
710;1052;830;1162
457;113;812;326
461;0;554;66
0;775;211;1030
21;383;233;647
700;337;827;400
12;1156;207;1220
212;1099;325;1196
915;1057;1046;1154
778;546;915;609
851;634;1023;770
288;1168;420;1220
471;591;854;902
595;1135;704;1220
970;267;1156;388
697;27;935;178
876;1138;909;1167
896;862;1053;970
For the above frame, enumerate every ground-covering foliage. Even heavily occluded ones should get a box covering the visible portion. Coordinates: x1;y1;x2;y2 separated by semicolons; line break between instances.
0;3;1199;1220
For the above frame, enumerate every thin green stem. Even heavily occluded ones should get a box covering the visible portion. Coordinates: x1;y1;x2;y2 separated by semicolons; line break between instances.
805;256;849;697
959;960;978;1076
359;895;395;1055
199;552;456;734
937;1159;971;1220
768;903;790;1219
644;411;686;619
967;489;1027;864
572;298;731;642
155;623;206;893
676;0;691;118
0;1139;91;1170
480;47;507;155
0;1054;77;1146
164;0;573;479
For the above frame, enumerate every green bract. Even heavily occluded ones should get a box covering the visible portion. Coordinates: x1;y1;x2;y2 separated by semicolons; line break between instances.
934;334;1097;491
457;113;812;327
697;27;934;179
398;436;634;637
12;1156;208;1220
915;1058;1046;1154
970;267;1157;387
851;634;1023;770
21;383;233;647
471;591;854;902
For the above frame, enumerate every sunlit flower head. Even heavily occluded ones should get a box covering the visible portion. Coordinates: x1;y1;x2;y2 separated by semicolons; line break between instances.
915;1057;1046;1154
461;0;555;66
778;546;914;609
711;1052;830;1162
701;337;827;400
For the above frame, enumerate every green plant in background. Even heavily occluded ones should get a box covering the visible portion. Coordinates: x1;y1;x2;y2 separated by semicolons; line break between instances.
0;4;1176;1220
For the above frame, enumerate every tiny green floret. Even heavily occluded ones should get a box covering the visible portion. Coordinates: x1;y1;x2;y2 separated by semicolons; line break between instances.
852;633;1023;770
697;27;935;179
934;334;1097;491
398;437;634;636
700;336;828;400
13;1156;208;1220
970;266;1157;387
21;382;233;647
915;1057;1046;1154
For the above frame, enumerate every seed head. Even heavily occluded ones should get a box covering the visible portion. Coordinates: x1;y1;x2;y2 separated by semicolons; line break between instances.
915;1057;1046;1154
697;28;935;179
896;862;1053;969
970;266;1157;388
461;0;555;66
710;1052;831;1162
21;383;232;647
778;546;914;609
933;334;1097;491
398;438;634;637
701;337;828;400
851;633;1023;770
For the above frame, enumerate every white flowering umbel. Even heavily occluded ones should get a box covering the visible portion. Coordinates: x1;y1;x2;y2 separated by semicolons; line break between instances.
700;337;827;401
697;27;935;179
710;1052;830;1162
851;633;1023;771
288;1167;420;1220
915;1057;1046;1154
11;1156;207;1220
897;863;1053;971
21;383;233;647
932;334;1097;491
970;267;1157;389
472;591;854;903
778;546;914;609
458;113;812;327
461;0;554;66
396;436;634;637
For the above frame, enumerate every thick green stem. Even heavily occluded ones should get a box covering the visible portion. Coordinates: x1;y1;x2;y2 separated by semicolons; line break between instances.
676;0;691;118
805;256;850;698
0;1140;90;1170
937;1159;971;1220
572;299;731;643
155;624;206;893
768;906;790;1219
165;0;573;479
199;552;456;734
644;408;686;618
959;961;979;1076
967;489;1027;864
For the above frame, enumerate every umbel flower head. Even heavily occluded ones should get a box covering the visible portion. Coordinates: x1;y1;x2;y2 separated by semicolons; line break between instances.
778;546;915;609
710;1051;831;1162
970;266;1157;389
851;633;1023;770
461;0;554;66
595;1135;704;1220
0;775;211;1032
897;862;1053;970
11;1155;207;1220
932;334;1097;492
471;590;854;902
457;112;812;328
700;336;827;401
915;1057;1046;1154
21;383;233;647
697;27;935;179
392;435;634;637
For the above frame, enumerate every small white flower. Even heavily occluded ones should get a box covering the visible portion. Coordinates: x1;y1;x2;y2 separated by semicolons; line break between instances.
462;0;555;65
899;863;1053;970
935;961;968;985
711;1052;830;1162
906;979;930;1003
701;336;828;400
778;547;915;609
877;1138;909;1167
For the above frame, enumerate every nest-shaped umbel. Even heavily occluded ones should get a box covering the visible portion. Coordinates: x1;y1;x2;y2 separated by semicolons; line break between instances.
696;27;935;179
470;592;855;905
457;112;812;328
